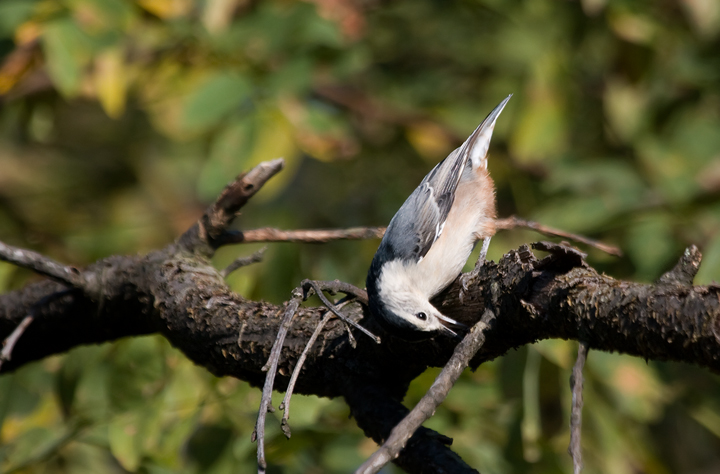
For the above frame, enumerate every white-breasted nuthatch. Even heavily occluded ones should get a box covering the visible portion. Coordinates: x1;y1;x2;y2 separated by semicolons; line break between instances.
366;95;511;339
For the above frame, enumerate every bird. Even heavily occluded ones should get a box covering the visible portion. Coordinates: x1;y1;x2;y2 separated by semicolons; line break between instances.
366;95;511;340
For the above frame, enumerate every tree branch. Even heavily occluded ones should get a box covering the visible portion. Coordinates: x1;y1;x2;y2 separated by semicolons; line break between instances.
495;216;622;256
220;226;386;244
177;158;285;256
356;309;496;474
1;161;718;473
212;216;621;257
0;241;91;290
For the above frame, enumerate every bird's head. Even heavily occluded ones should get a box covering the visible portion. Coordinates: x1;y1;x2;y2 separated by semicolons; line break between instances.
368;284;464;340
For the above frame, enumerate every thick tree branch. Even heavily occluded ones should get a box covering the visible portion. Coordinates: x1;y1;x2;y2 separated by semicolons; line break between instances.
1;161;718;473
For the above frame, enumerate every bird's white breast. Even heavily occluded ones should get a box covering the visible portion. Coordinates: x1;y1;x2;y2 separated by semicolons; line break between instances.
379;166;496;300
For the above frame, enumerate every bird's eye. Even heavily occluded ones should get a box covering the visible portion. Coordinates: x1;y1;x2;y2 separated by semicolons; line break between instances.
415;312;427;321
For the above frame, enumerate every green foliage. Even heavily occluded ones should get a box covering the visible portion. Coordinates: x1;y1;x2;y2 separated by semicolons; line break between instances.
1;0;720;472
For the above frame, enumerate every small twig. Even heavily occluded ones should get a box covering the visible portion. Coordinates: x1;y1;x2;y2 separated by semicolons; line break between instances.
302;280;378;343
0;315;33;371
496;216;622;257
216;215;619;258
569;342;589;474
221;246;267;278
355;309;496;474
219;226;386;245
0;241;88;289
178;158;285;254
279;297;354;438
253;289;303;474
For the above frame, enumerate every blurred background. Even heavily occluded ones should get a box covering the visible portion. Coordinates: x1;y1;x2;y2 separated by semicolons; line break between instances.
1;0;720;472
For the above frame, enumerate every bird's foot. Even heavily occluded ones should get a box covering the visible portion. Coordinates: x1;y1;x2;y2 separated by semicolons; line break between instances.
459;237;492;304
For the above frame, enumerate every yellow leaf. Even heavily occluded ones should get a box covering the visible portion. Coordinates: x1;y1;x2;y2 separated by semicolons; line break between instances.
137;0;192;19
406;121;453;162
202;0;243;34
95;48;128;118
609;11;656;44
14;20;41;45
680;0;720;37
604;78;648;143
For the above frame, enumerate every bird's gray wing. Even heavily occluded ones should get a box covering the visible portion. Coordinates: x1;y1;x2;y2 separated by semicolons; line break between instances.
384;149;467;262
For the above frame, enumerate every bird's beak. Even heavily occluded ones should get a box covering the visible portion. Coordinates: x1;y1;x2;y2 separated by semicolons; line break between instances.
436;313;467;338
462;94;512;169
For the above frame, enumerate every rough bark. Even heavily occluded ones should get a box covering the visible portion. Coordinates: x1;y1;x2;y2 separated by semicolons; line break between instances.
2;163;719;473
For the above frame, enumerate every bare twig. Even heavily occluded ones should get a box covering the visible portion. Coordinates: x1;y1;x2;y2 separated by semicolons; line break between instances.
0;315;33;371
253;289;304;474
221;246;267;278
569;342;589;474
0;241;88;289
496;216;622;257
279;298;354;438
302;280;378;343
215;215;620;258
355;309;496;474
178;158;285;254
219;226;386;245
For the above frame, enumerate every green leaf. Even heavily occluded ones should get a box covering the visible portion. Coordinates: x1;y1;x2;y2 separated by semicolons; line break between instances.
185;424;234;470
197;117;253;201
108;411;143;471
510;88;567;164
0;0;37;36
181;72;252;133
696;233;720;285
42;18;93;97
588;352;669;423
626;214;675;280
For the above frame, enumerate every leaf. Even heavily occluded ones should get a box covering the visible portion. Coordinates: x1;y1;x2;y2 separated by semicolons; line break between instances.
0;0;36;37
108;412;142;471
197;107;299;201
680;0;720;37
604;78;648;143
626;214;675;280
510;88;567;164
181;71;252;133
197;117;253;202
588;352;669;422
41;18;93;97
406;121;453;161
695;232;720;285
185;423;233;470
106;337;166;412
137;0;192;19
94;47;128;118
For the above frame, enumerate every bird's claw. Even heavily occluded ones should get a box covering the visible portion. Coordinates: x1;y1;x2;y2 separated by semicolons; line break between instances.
458;271;475;305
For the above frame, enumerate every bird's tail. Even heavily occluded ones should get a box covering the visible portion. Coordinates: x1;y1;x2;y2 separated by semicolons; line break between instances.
462;94;512;170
